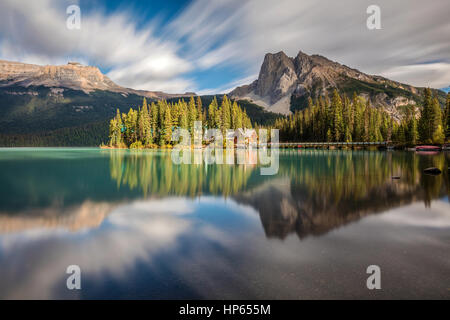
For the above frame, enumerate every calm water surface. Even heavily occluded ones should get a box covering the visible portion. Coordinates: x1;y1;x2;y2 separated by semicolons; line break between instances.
0;148;449;299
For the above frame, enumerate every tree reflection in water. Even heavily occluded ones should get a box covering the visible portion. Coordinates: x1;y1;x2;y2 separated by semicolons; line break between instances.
109;149;450;240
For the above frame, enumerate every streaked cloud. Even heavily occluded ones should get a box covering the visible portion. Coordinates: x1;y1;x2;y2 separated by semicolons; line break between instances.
0;0;449;93
170;0;450;89
0;0;194;93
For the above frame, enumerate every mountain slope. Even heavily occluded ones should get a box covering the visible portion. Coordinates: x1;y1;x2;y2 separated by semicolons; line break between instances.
0;60;197;99
230;50;446;116
0;60;197;138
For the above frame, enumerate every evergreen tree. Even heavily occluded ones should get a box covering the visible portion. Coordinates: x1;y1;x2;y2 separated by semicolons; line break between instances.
445;93;450;140
109;109;123;147
124;108;138;145
188;96;197;133
407;106;418;145
179;102;188;129
150;102;159;142
161;106;172;146
432;125;445;144
220;95;232;134
207;98;218;129
419;88;433;143
397;125;406;144
138;98;152;145
352;94;363;141
331;90;343;142
196;96;203;121
107;97;253;148
431;96;443;143
363;101;370;142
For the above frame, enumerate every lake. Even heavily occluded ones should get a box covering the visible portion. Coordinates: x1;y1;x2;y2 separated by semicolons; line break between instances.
0;148;449;299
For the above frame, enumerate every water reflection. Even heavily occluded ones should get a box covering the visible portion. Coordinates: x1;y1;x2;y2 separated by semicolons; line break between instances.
0;150;448;239
108;150;450;239
0;149;449;299
109;149;257;197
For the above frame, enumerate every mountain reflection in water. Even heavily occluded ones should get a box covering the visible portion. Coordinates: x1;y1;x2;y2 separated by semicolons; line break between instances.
0;149;449;299
108;149;450;239
0;149;449;238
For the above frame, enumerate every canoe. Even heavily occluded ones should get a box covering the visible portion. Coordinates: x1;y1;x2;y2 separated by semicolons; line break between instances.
415;145;441;152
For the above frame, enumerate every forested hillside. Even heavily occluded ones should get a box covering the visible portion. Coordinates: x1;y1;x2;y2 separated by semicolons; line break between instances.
276;89;450;145
0;87;282;146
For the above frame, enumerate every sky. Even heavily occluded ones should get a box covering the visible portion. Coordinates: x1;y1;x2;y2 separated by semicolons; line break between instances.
0;0;449;94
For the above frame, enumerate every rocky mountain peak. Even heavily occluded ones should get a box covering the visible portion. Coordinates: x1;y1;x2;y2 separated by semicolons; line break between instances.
0;59;195;100
254;51;297;102
0;60;120;93
229;49;427;116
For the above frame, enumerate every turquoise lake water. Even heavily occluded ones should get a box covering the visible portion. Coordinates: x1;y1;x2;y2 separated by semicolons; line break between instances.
0;148;449;299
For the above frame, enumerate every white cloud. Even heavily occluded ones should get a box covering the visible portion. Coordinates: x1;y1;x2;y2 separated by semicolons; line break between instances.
0;0;449;93
375;200;450;229
0;196;256;299
197;74;258;96
381;63;450;90
0;0;193;93
169;0;450;90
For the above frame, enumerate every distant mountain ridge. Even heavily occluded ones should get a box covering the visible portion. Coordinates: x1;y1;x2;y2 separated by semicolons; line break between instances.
230;50;446;116
441;86;450;93
0;60;280;146
0;59;193;99
0;59;199;141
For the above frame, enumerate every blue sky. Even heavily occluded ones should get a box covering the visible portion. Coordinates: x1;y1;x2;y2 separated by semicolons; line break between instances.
0;0;449;93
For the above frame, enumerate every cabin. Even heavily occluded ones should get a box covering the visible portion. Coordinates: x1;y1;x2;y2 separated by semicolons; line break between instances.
231;129;258;148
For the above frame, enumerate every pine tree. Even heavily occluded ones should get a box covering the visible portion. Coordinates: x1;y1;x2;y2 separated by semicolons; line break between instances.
233;102;245;129
326;128;332;142
138;98;152;145
214;99;222;129
352;94;363;141
431;96;443;143
207;98;217;129
231;101;239;129
150;102;159;142
188;96;197;133
109;109;123;147
161;106;172;146
397;125;406;144
432;125;445;144
445;93;450;140
342;94;352;141
106;97;253;148
220;95;231;134
196;96;203;121
331;89;343;141
179;102;188;129
363;101;370;142
407;106;418;145
124;108;138;145
419;88;433;143
344;126;352;142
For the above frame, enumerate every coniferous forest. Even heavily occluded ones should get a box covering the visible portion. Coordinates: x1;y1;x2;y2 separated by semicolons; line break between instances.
276;89;450;146
107;89;450;148
107;95;252;148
